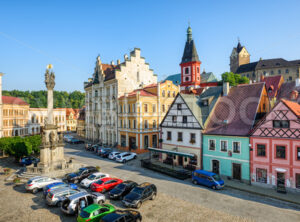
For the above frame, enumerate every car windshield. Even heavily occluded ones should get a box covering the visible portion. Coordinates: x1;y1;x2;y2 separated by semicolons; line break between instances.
212;174;221;181
80;210;90;218
88;175;96;180
95;180;104;185
116;155;121;158
76;169;85;175
115;184;126;190
27;180;32;184
131;187;143;195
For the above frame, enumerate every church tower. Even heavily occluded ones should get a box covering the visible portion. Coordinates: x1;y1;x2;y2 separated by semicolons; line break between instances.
180;26;201;91
230;41;250;73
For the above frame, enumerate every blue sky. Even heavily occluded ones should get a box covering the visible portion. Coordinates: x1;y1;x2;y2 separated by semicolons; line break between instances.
1;0;300;92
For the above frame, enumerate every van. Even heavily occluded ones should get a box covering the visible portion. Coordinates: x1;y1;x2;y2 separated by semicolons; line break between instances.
192;170;224;190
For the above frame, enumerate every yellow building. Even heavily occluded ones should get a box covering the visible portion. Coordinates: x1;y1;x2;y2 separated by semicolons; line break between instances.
2;96;30;137
118;80;179;153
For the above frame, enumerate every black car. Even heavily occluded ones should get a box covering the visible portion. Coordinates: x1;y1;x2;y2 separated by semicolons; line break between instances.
100;210;142;222
122;182;157;209
100;148;112;158
65;166;98;183
109;180;138;200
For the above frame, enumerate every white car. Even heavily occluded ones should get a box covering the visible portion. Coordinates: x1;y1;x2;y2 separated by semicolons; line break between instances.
80;172;110;188
115;152;137;163
25;176;62;194
108;152;121;160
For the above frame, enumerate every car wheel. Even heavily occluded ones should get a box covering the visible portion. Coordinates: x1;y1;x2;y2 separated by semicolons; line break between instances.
136;201;142;209
150;193;156;200
123;159;126;163
212;185;216;190
192;180;197;185
134;155;137;159
32;188;38;194
98;199;104;205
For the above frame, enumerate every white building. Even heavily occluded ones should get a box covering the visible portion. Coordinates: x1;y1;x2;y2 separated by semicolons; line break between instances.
29;108;66;134
84;48;157;145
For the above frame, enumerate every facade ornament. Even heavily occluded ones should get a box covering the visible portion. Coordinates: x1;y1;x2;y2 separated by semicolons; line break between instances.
45;66;55;90
41;131;47;146
49;131;56;148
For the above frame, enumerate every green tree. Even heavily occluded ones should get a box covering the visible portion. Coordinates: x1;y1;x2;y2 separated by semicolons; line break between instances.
13;141;32;161
24;135;41;154
221;72;249;86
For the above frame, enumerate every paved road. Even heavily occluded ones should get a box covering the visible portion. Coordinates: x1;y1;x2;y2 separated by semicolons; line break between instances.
65;143;300;222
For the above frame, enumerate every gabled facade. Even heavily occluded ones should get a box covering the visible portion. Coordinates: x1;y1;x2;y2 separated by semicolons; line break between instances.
250;99;300;190
203;83;269;183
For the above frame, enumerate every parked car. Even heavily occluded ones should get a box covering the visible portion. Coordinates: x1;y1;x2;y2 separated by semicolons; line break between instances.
70;138;85;144
77;204;115;222
100;210;142;222
85;144;92;151
25;176;62;194
65;166;99;183
109;180;138;200
97;147;105;156
20;156;40;166
90;178;123;193
43;182;78;197
108;152;121;160
122;182;157;209
61;191;106;215
46;187;80;207
192;170;224;190
80;172;110;188
100;148;112;158
115;152;137;163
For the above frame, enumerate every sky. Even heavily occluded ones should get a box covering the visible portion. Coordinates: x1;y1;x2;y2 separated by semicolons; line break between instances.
1;0;300;92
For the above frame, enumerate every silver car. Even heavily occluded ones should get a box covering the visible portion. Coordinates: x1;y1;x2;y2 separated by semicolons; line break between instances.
46;187;79;206
25;176;62;194
61;191;106;215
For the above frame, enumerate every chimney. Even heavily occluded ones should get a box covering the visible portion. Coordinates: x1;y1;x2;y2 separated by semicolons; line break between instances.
117;59;120;65
111;61;115;65
223;82;229;96
296;78;300;87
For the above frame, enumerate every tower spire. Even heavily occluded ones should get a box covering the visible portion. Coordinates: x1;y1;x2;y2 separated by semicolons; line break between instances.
187;25;192;42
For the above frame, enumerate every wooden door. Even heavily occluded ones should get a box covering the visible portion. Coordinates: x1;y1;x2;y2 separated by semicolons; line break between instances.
232;163;241;180
212;160;219;174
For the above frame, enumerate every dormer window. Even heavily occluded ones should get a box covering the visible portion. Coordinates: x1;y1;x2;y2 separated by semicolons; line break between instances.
177;104;182;110
273;120;289;128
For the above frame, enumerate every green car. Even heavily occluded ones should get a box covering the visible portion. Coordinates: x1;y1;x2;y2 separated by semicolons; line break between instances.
77;204;116;222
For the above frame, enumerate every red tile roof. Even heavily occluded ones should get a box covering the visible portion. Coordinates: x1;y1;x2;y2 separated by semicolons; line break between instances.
282;99;300;117
260;75;283;97
2;96;29;105
205;83;265;136
143;83;158;89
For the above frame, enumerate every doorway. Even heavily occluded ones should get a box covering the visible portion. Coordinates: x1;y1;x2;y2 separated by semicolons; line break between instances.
152;135;158;148
277;172;285;187
212;160;220;174
232;163;241;180
129;137;136;151
144;135;149;149
178;156;183;166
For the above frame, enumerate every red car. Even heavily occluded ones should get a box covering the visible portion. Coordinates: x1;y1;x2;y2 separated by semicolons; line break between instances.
90;177;123;193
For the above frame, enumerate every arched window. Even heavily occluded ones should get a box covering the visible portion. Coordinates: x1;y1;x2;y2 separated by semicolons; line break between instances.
185;77;189;82
31;116;35;123
173;91;176;97
144;104;148;112
162;90;165;97
185;67;189;74
167;91;170;97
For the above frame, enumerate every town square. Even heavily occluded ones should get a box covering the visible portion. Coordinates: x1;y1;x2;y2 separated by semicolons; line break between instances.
0;1;300;222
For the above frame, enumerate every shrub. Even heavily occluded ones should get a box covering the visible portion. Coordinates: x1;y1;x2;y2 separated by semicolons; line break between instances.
13;177;21;184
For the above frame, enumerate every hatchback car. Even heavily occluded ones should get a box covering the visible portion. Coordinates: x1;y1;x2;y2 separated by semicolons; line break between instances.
77;204;115;222
100;210;142;222
65;166;99;183
46;187;80;206
115;152;137;163
80;172;110;188
122;182;157;209
192;170;224;190
43;182;78;197
25;176;62;194
109;180;138;200
20;156;40;166
108;152;121;160
61;191;106;215
90;178;123;193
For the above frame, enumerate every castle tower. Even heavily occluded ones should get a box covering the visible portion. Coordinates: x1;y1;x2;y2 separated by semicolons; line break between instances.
180;26;201;91
230;40;250;73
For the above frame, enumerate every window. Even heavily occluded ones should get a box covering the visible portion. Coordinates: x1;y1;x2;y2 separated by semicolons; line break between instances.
167;91;170;97
220;141;227;152
273;120;289;128
278;69;281;74
152;104;156;113
233;142;241;153
173;91;176;97
144;120;148;129
120;120;123;128
177;104;182;110
132;104;136;113
167;131;172;140
152;120;156;129
162;105;165;112
190;133;196;144
185;67;189;74
296;174;300;189
133;120;136;129
276;145;286;159
257;144;266;157
144;104;148;112
177;132;183;141
209;140;215;150
289;76;292;81
127;104;130;113
197;67;200;73
286;69;289;74
137;71;140;82
271;70;274;75
172;116;177;123
185;77;189;82
182;116;187;123
162;90;165;97
297;147;300;160
256;168;267;183
128;120;131;129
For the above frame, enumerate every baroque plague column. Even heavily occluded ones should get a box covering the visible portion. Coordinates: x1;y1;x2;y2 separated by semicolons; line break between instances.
36;65;66;172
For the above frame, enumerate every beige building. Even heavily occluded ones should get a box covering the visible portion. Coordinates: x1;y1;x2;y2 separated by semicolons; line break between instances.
2;96;30;137
29;108;67;134
230;41;300;82
66;108;79;132
84;48;157;145
118;81;179;153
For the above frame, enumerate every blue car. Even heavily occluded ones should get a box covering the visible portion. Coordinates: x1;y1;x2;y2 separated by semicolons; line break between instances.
192;170;224;190
20;157;40;166
43;182;78;197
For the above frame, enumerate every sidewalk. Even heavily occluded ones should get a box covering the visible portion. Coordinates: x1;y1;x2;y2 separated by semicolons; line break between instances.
223;178;300;205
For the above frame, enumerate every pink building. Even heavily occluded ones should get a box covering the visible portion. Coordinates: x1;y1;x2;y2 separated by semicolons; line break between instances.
250;99;300;191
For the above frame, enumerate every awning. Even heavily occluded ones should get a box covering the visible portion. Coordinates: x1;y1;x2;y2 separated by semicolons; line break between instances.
275;168;287;173
147;147;195;158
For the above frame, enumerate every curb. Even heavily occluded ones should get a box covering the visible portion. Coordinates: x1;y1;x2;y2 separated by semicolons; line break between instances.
226;184;300;206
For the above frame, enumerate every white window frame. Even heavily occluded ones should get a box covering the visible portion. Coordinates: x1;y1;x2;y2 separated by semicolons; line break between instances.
220;140;228;152
232;141;241;154
208;139;216;151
